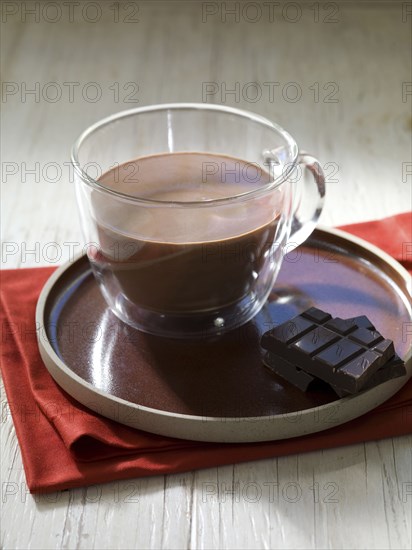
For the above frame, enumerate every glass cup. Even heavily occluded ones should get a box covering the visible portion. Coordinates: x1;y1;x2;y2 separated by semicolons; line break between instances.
72;103;325;338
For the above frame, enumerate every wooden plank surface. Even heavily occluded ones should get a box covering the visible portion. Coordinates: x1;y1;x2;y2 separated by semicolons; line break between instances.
1;2;411;549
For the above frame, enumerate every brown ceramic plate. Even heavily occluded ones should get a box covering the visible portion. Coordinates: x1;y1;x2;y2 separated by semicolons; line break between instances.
36;227;411;442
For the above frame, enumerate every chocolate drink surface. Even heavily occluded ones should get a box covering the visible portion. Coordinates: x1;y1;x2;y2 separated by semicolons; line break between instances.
90;152;281;315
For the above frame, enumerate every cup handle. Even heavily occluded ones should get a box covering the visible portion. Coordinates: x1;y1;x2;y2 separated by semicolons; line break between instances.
287;151;326;251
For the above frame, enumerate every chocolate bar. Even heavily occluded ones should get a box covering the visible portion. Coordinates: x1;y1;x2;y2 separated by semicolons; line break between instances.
264;351;406;397
263;352;317;391
265;350;407;397
331;354;406;397
261;308;405;394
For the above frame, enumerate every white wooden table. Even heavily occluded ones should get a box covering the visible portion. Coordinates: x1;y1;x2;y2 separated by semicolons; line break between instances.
1;2;411;548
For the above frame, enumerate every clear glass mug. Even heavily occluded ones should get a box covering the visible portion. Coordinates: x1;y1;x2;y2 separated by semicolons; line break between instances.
72;104;325;338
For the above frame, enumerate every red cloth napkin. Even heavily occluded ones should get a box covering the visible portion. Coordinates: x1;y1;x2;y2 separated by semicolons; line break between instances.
1;213;411;493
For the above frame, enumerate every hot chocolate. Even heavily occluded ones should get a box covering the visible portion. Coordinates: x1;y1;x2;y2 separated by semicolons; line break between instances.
90;152;282;315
